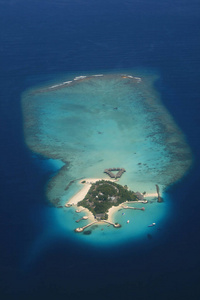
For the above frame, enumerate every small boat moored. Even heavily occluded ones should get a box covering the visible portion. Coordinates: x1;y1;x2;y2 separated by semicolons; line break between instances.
148;222;156;227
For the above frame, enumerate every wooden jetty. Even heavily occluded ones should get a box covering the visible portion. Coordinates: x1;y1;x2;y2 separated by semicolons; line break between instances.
75;216;89;223
75;221;98;232
122;205;145;211
104;168;126;179
75;220;121;232
102;220;121;228
127;200;148;204
75;208;85;213
156;184;163;202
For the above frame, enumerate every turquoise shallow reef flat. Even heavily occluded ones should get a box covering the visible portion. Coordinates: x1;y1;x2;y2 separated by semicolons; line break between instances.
22;70;193;244
51;194;171;247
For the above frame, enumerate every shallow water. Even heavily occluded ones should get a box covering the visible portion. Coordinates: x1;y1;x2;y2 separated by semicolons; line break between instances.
22;70;193;245
1;0;200;298
51;193;171;247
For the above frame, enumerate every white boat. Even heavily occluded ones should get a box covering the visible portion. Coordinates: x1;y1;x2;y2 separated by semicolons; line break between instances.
127;220;130;223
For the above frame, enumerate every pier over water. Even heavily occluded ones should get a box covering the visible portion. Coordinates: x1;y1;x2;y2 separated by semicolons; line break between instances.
22;72;193;242
75;220;121;233
104;168;126;179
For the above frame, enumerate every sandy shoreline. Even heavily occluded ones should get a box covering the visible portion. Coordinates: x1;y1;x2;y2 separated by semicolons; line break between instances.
65;178;160;224
66;178;116;205
107;205;122;223
66;177;117;222
144;192;158;198
107;192;158;223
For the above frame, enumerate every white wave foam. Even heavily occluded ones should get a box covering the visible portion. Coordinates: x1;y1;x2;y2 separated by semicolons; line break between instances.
63;81;72;84
48;81;72;89
134;77;142;82
49;83;64;89
74;76;87;80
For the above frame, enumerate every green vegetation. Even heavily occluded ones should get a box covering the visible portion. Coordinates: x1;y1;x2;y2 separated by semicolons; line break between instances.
78;180;138;219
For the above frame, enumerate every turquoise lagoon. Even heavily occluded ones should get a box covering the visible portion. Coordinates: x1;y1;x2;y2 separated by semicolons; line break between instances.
22;70;193;246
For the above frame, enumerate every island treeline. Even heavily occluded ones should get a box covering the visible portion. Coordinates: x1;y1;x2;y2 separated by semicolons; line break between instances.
78;180;138;219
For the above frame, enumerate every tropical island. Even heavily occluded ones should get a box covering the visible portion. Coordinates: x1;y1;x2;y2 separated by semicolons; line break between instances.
21;72;193;239
78;180;142;220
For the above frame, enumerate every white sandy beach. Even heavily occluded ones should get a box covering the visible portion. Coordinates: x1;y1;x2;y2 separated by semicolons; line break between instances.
107;205;123;223
65;178;160;224
66;178;116;205
107;194;159;223
66;177;117;223
144;193;158;198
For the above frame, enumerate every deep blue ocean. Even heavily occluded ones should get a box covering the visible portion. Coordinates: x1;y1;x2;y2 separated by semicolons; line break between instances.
1;1;200;299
